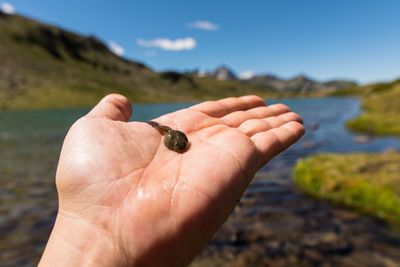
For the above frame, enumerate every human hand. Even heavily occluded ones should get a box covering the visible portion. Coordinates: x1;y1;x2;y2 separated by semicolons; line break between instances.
39;94;304;266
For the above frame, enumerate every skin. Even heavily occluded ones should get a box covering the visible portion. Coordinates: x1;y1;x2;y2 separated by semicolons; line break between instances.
39;94;304;267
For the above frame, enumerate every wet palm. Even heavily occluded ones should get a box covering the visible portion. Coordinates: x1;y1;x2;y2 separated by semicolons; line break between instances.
43;94;304;266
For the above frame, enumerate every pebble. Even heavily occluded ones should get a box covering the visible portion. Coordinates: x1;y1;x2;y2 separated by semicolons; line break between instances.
300;140;318;148
354;135;372;144
309;123;319;131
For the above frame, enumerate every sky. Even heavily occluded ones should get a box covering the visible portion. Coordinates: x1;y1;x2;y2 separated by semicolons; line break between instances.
2;0;400;84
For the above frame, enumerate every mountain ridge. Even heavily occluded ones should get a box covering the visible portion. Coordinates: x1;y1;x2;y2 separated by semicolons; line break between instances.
188;66;358;93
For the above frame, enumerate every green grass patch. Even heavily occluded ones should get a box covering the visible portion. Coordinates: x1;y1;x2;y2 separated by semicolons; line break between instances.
337;80;400;136
294;152;400;227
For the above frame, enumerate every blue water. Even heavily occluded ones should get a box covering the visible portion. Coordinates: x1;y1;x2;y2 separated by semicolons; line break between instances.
1;97;400;265
262;97;400;172
1;97;399;161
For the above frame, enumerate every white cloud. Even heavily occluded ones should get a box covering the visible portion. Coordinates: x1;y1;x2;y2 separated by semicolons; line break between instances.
108;41;124;56
0;2;15;14
239;70;255;80
188;20;219;31
137;37;196;51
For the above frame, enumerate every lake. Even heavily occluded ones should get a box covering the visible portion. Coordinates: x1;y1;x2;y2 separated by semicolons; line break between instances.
1;97;400;266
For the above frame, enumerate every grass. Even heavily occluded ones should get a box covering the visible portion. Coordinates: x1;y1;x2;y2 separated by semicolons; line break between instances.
346;81;400;136
332;79;400;136
294;151;400;227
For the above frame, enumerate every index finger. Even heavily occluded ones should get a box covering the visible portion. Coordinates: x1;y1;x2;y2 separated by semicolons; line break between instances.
189;95;266;118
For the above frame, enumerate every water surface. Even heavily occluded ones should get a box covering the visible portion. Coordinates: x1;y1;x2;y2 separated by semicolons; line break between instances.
1;97;400;266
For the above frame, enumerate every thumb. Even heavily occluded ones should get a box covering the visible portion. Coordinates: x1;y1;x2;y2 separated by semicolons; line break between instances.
87;94;132;122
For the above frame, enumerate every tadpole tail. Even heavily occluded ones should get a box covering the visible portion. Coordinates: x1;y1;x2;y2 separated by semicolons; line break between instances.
146;120;160;128
146;121;172;132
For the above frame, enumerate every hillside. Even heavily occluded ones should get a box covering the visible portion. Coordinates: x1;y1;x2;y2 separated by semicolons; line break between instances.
0;12;274;110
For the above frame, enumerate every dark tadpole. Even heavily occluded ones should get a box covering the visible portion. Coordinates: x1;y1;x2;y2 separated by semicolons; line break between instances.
147;121;189;153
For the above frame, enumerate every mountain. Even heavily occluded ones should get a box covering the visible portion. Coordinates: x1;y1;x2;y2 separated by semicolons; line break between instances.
0;12;360;110
285;75;324;93
191;65;358;93
244;74;287;91
245;74;357;93
0;12;270;110
204;66;237;81
322;80;358;90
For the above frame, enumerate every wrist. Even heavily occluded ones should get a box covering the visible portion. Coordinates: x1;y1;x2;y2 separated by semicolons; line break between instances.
39;210;125;267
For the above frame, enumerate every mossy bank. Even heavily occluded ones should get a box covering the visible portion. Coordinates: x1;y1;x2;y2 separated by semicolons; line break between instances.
333;79;400;136
294;151;400;227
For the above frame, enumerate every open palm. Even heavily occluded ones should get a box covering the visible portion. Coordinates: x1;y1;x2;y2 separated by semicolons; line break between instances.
42;94;304;266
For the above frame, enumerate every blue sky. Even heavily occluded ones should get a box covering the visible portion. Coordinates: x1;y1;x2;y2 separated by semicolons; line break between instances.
2;0;400;83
